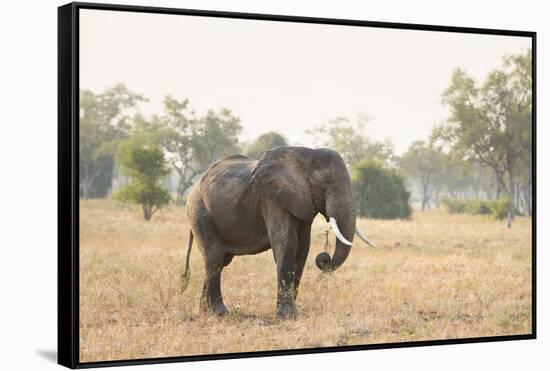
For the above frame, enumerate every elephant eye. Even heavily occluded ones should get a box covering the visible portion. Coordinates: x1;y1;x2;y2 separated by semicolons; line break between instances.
324;176;332;184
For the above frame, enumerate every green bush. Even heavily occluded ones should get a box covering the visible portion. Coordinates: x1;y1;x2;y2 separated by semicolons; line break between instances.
441;197;467;214
490;199;512;220
464;200;493;215
442;197;521;220
352;159;412;219
115;140;171;220
245;131;288;159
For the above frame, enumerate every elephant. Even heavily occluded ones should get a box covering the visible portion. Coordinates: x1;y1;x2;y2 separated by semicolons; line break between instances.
183;146;374;318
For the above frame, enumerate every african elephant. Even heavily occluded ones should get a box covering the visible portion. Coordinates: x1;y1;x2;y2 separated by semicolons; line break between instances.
184;146;374;318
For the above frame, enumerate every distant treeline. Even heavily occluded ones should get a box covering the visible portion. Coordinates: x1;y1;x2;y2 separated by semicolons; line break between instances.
80;49;531;227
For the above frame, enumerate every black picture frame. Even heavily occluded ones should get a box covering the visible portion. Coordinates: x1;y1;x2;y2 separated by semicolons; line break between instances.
58;2;537;368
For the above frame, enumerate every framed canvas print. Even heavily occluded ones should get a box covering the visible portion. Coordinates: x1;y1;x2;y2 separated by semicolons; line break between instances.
58;2;536;368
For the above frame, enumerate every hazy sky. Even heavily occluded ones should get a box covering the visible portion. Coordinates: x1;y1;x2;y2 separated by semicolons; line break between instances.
80;9;531;154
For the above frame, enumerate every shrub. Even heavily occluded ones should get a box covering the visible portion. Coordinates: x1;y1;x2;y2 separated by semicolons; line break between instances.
490;199;512;220
245;132;288;159
115;140;171;220
441;197;466;214
442;197;521;220
464;200;493;215
352;159;412;219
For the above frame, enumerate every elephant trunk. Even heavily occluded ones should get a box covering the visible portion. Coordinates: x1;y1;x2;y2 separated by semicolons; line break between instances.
315;185;356;272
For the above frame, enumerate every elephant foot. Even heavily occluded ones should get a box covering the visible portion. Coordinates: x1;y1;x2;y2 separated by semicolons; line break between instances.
276;303;297;319
201;300;229;317
211;303;229;317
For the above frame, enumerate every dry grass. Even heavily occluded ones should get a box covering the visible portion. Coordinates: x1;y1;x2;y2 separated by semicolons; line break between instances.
79;199;532;362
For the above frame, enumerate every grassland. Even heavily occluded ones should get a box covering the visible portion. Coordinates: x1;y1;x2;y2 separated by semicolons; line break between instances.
79;199;532;362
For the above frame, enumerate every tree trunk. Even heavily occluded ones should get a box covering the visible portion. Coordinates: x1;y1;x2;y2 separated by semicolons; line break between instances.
178;178;195;197
81;176;92;199
421;195;429;211
81;164;101;199
506;164;515;229
434;188;441;209
515;184;521;216
524;186;532;217
177;178;185;197
520;181;532;217
176;167;200;198
143;204;152;221
496;182;502;200
81;180;89;199
421;181;430;211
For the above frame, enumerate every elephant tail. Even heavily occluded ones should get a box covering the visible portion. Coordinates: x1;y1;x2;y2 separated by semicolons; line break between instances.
180;230;193;293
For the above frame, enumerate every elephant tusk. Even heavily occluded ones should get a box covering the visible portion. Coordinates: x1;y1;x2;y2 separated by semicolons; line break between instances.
328;217;353;246
355;227;377;248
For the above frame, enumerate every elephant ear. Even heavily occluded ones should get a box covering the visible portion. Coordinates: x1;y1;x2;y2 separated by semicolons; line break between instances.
251;147;315;222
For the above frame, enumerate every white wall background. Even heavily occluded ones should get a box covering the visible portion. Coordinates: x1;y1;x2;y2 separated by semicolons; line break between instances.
0;0;545;370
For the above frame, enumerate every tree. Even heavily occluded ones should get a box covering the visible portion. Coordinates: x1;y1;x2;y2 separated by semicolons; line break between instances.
307;116;395;167
115;140;171;221
246;131;288;159
144;97;242;197
195;108;243;166
79;84;145;198
516;153;533;216
400;141;445;211
352;159;411;219
434;49;532;227
437;155;485;201
439;154;472;200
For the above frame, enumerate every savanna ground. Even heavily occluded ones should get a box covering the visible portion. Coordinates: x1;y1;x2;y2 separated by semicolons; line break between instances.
80;199;532;362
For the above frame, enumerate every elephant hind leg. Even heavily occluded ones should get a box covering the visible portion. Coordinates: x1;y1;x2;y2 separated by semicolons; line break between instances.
200;253;233;315
201;251;229;316
187;195;230;316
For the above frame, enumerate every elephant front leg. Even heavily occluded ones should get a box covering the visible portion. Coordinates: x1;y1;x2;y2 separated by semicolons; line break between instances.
293;224;311;301
264;201;301;318
274;241;298;318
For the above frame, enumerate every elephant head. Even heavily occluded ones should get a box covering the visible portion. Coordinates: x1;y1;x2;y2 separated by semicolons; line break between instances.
251;147;374;272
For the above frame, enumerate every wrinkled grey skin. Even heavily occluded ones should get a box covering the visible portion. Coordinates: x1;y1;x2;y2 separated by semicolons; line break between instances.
186;147;356;318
